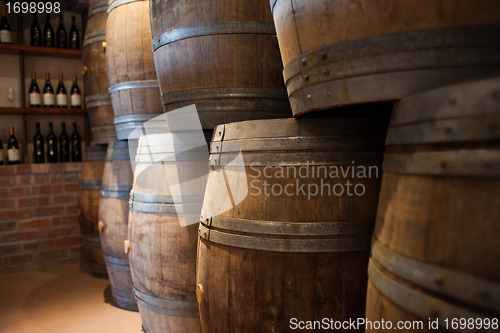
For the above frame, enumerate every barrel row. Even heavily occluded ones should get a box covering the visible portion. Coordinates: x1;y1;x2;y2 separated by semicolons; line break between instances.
114;0;293;330
88;1;500;333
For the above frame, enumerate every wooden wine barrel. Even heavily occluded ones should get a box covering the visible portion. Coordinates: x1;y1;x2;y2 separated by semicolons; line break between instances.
366;78;500;332
270;0;500;116
78;144;108;278
197;116;389;332
128;133;202;333
106;0;162;140
149;0;291;130
99;140;138;311
83;0;116;144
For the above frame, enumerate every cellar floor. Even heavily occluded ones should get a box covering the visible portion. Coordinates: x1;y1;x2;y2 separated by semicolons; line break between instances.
0;263;141;333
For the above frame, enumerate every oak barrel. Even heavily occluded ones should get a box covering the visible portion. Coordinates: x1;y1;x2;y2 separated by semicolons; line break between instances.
149;0;291;129
99;141;138;311
197;117;388;332
78;144;108;278
270;0;500;116
106;0;162;140
128;133;202;333
83;0;116;144
366;78;500;332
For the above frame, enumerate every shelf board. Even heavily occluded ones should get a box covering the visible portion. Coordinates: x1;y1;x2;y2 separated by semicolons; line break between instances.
0;107;87;115
0;44;82;58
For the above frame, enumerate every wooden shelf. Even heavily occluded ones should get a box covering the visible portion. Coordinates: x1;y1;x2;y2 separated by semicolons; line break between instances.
0;43;83;59
0;107;87;115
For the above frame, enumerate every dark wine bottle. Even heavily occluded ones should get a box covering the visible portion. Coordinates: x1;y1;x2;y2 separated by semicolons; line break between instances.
47;122;58;163
56;73;68;108
29;72;42;107
56;14;67;48
0;7;12;44
71;123;82;162
43;73;55;107
33;122;45;163
59;123;70;162
7;126;21;165
31;14;42;46
70;74;82;108
0;137;4;165
68;16;79;50
43;13;54;47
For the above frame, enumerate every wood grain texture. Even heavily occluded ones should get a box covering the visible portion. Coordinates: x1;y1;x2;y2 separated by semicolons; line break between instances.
150;0;291;128
365;281;449;333
197;117;389;332
106;0;162;118
365;80;500;331
128;137;202;333
129;211;201;333
83;11;107;96
77;149;107;278
83;7;116;144
99;142;137;311
271;0;500;115
272;0;500;67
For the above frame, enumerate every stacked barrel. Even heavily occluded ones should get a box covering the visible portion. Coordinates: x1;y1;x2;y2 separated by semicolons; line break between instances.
365;78;500;332
77;0;115;279
98;141;137;311
197;117;388;332
77;0;500;330
269;0;500;332
82;0;116;143
77;145;107;278
271;0;500;116
94;0;165;312
128;133;203;332
106;0;163;140
122;0;295;331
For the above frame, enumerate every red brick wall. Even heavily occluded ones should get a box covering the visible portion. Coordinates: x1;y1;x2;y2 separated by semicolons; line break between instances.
0;163;82;273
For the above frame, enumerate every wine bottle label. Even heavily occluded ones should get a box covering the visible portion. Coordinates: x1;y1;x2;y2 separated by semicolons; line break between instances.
71;94;81;107
8;148;20;162
43;93;55;106
30;92;41;105
1;30;12;43
56;94;68;106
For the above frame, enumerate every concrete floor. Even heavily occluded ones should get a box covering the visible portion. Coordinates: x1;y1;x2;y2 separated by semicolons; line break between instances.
0;264;142;333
